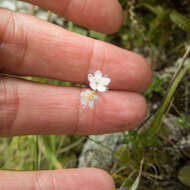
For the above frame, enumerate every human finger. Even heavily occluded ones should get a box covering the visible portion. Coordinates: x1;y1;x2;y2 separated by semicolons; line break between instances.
0;168;115;190
0;9;151;93
0;76;147;137
21;0;123;34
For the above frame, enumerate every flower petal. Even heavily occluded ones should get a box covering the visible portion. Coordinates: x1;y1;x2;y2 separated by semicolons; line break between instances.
88;74;94;82
89;81;97;90
86;89;91;94
102;77;111;85
88;100;94;108
80;91;86;97
97;84;106;92
81;97;87;105
94;70;102;80
94;95;98;101
80;89;98;108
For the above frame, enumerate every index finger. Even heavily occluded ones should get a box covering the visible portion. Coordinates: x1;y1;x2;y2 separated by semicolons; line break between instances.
21;0;123;34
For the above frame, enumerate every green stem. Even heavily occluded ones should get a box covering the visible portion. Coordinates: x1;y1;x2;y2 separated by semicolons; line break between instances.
148;63;190;139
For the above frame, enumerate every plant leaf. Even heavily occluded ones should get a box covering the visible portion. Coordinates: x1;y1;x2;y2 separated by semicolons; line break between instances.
178;165;190;187
147;63;190;139
170;10;190;32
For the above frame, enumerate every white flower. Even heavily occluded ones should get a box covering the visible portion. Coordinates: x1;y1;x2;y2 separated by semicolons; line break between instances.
80;90;98;108
88;70;111;92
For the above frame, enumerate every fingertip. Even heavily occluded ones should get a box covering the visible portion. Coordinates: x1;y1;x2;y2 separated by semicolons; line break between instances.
127;94;147;129
99;44;152;92
136;55;152;92
81;0;123;34
95;91;147;133
87;168;115;190
100;0;123;34
115;92;147;130
62;0;123;34
0;169;115;190
61;168;115;190
124;52;152;93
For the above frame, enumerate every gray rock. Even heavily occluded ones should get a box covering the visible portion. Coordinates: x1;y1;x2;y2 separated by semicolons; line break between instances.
78;133;124;171
0;0;31;12
177;134;190;150
0;0;65;25
162;114;185;141
0;0;16;10
78;113;189;173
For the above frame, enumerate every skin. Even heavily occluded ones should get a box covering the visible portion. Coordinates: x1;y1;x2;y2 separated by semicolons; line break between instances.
0;0;152;189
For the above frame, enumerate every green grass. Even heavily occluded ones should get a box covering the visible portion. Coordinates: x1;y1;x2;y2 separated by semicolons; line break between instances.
0;134;85;170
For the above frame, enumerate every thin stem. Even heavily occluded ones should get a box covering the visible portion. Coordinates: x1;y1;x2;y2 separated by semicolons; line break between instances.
36;135;39;170
169;45;190;87
148;45;190;138
30;5;35;15
47;11;51;21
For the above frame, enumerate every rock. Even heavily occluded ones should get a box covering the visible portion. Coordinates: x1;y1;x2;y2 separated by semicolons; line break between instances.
78;133;124;171
0;0;31;12
35;10;48;20
0;0;65;26
177;134;190;151
0;0;16;10
161;114;185;141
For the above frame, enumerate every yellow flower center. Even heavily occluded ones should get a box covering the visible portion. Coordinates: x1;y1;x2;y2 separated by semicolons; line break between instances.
87;93;93;100
87;91;96;100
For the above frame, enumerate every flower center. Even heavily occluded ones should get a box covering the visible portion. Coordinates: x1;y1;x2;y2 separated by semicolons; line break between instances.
87;90;96;100
87;93;94;100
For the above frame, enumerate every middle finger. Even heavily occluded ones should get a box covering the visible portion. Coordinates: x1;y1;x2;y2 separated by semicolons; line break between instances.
0;76;147;137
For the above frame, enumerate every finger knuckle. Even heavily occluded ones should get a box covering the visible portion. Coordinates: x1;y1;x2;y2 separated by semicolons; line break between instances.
0;9;28;72
34;172;57;190
0;77;19;136
0;10;15;72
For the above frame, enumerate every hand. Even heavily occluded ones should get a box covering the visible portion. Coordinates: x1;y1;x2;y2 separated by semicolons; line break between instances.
0;0;152;189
